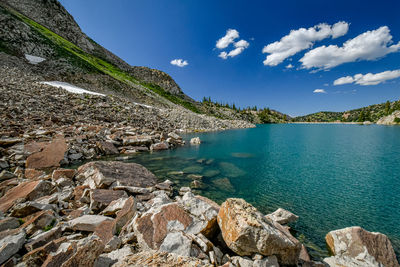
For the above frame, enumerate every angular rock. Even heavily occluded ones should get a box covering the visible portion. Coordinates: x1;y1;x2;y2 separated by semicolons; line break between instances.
217;198;301;265
114;196;136;230
324;226;399;267
22;237;67;267
0;230;26;265
94;220;116;245
265;208;299;225
0;180;53;212
101;197;129;216
96;141;119;155
61;235;105;267
10;201;56;218
69;215;113;232
26;136;67;169
134;203;193;250
25;168;46;179
90;189;127;212
52;168;76;181
95;245;134;267
159;231;192;256
20;210;56;236
42;242;76;267
0;217;20;232
25;227;62;251
76;161;158;189
178;192;219;238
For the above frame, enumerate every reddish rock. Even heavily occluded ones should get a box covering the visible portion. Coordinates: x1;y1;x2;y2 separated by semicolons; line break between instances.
52;168;76;181
135;203;193;250
0;180;52;212
26;136;67;169
24;141;47;154
96;141;119;155
76;161;158;189
42;242;76;267
61;235;105;267
94;220;116;245
20;210;56;235
90;189;127;212
25;169;46;179
115;196;136;230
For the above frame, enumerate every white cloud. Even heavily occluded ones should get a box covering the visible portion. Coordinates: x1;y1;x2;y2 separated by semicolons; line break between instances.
216;29;239;49
170;59;188;67
333;76;355;85
334;69;400;86
262;21;349;66
286;64;294;69
313;89;327;93
300;26;400;70
216;30;250;59
218;51;228;59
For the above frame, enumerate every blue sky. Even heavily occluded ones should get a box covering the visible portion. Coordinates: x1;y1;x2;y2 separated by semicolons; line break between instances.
59;0;400;116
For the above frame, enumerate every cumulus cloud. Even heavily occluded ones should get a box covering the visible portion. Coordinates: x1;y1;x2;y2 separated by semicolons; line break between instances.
216;29;249;59
300;26;400;70
216;29;239;49
262;21;349;66
286;64;294;69
334;69;400;86
313;89;327;93
170;59;188;67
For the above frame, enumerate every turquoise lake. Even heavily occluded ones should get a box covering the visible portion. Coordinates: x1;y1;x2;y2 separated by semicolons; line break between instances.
122;124;400;259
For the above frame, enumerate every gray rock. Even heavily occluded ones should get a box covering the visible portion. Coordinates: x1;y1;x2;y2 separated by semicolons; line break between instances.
253;256;279;267
265;208;299;225
0;231;26;265
0;170;15;181
190;137;201;145
159;232;192;257
0;217;20;232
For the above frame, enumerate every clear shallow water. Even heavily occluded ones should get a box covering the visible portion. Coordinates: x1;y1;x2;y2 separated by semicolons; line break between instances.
122;124;400;259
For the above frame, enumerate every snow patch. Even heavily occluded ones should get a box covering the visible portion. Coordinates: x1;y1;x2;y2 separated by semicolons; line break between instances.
40;81;105;96
25;54;46;65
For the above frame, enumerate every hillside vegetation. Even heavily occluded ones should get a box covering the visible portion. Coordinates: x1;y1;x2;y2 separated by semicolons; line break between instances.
293;100;400;123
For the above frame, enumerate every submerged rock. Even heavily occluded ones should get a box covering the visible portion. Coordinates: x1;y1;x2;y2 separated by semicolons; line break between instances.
324;226;399;267
217;198;301;265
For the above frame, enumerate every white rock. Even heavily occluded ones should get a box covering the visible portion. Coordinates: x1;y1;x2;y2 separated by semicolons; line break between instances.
25;54;46;64
190;137;201;145
265;208;299;225
159;232;192;257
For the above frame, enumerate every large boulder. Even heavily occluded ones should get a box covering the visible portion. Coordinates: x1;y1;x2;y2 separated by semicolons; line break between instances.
69;215;113;232
217;198;301;265
324;226;399;267
75;161;158;189
25;136;67;169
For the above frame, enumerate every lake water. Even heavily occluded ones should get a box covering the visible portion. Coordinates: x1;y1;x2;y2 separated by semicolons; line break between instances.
122;124;400;259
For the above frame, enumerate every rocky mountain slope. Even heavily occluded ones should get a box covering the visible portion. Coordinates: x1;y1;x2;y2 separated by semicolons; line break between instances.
293;99;400;123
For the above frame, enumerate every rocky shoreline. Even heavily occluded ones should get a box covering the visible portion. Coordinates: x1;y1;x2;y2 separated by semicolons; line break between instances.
0;154;399;267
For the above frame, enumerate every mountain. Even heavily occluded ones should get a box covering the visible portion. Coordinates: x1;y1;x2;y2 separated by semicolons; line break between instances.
0;0;288;127
293;100;400;123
